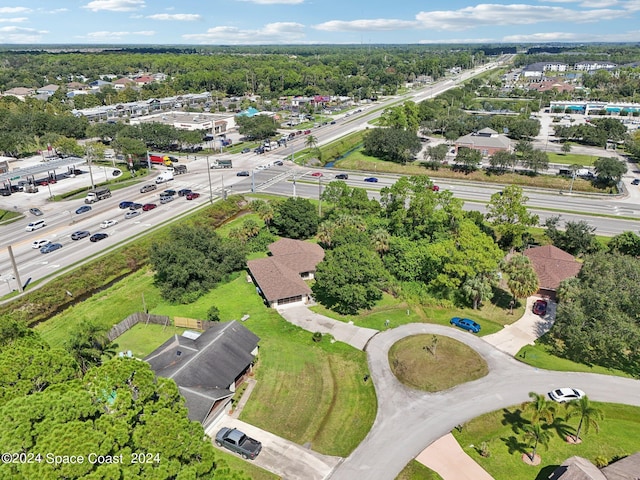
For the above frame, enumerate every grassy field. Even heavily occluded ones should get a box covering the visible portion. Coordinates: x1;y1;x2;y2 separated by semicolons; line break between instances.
395;460;443;480
36;264;377;459
515;342;635;379
214;450;280;480
114;323;187;358
388;335;488;391
0;209;22;223
547;152;598;167
452;403;640;480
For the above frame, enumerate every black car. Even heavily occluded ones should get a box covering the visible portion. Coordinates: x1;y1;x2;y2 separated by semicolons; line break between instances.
632;178;640;185
90;233;108;242
178;188;192;197
335;173;348;180
129;203;143;210
237;171;250;177
71;230;90;240
241;148;251;153
163;189;177;196
273;160;284;166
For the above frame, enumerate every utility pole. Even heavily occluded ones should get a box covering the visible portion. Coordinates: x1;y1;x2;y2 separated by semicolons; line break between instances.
206;156;213;204
318;177;322;216
7;245;24;293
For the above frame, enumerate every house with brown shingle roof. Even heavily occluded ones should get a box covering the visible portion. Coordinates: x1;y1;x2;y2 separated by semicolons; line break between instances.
454;127;511;157
2;87;34;100
548;452;640;480
247;238;324;307
523;245;582;299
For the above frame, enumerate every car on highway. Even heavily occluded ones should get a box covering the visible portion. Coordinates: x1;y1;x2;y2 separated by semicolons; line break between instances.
273;160;284;166
449;317;481;333
330;120;336;124
32;239;51;249
71;230;91;240
100;219;118;229
632;178;640;185
178;188;192;197
311;172;323;177
256;165;267;170
160;195;174;204
40;242;63;254
241;148;251;153
364;177;378;183
431;185;440;192
90;233;108;242
335;173;348;180
119;201;134;209
143;203;157;211
186;192;200;200
29;207;43;216
532;299;548;316
75;205;92;214
237;171;250;177
548;387;585;403
124;210;141;219
163;189;177;196
129;203;143;210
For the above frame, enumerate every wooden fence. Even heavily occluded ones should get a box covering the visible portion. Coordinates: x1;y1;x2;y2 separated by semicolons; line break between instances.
107;312;170;342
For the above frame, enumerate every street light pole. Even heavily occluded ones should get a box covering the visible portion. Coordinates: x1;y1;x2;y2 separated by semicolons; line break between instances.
206;156;213;204
318;177;322;216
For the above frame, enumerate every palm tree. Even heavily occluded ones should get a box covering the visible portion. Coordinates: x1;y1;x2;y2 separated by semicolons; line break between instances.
522;423;552;462
521;391;556;426
66;321;119;374
502;254;539;304
305;135;318;150
317;221;335;249
371;228;390;255
566;395;603;442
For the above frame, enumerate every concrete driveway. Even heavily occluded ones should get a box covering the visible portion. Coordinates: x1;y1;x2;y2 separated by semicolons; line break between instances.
207;416;342;480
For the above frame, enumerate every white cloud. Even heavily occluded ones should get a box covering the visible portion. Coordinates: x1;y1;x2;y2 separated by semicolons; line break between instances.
86;30;154;38
147;13;201;21
83;0;145;12
623;0;640;10
0;7;31;14
236;0;304;4
504;29;640;41
0;26;47;43
183;22;305;44
419;38;497;44
414;4;626;30
0;17;28;23
314;19;418;32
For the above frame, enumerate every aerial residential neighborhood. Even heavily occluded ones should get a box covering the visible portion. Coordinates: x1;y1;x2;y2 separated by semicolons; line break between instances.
1;22;640;480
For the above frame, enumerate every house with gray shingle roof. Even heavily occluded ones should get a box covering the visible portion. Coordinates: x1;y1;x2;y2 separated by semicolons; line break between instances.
454;127;511;157
548;452;640;480
247;238;324;308
145;320;259;428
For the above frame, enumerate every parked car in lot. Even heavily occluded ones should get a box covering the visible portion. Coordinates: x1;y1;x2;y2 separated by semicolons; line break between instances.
119;201;134;209
532;299;548;316
364;177;378;183
40;242;62;254
335;173;348;180
186;192;200;200
449;317;481;333
29;207;43;216
215;428;262;460
100;219;118;229
32;239;51;249
75;205;92;214
178;188;192;197
142;203;157;211
71;230;90;240
90;233;108;242
548;387;585;403
237;171;250;177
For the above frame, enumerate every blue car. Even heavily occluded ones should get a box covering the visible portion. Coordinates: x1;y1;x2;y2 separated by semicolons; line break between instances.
119;201;134;209
364;177;378;183
450;317;481;333
40;242;63;254
75;205;92;214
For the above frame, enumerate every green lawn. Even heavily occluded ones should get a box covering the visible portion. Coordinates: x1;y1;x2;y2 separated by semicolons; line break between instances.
452;403;640;480
0;209;22;223
114;323;187;358
214;449;280;480
515;342;635;379
547;152;598;167
395;461;443;480
389;335;488;391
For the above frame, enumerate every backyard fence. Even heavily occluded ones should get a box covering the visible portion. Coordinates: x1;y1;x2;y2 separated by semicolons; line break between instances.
107;312;171;342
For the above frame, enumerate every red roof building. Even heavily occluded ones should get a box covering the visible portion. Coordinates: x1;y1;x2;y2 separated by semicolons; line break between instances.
523;245;582;299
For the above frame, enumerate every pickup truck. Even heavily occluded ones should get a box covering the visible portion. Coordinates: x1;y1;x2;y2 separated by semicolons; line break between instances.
215;427;262;460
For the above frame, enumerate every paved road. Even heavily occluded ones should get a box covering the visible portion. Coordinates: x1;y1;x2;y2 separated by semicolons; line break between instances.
328;323;640;480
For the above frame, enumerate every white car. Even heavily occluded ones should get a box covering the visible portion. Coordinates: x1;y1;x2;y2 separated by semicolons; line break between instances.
548;388;585;403
100;219;118;229
32;239;51;249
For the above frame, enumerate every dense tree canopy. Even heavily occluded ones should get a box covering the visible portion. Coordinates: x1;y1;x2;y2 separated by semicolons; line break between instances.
271;197;319;239
549;252;640;376
486;185;539;250
150;225;246;303
363;127;421;164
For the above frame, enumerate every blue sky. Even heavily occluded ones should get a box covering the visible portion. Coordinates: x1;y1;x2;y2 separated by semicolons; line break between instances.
1;0;640;45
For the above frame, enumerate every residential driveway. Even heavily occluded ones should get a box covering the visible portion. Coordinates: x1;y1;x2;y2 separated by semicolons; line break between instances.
207;416;342;480
278;303;378;350
416;433;492;480
482;296;556;355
